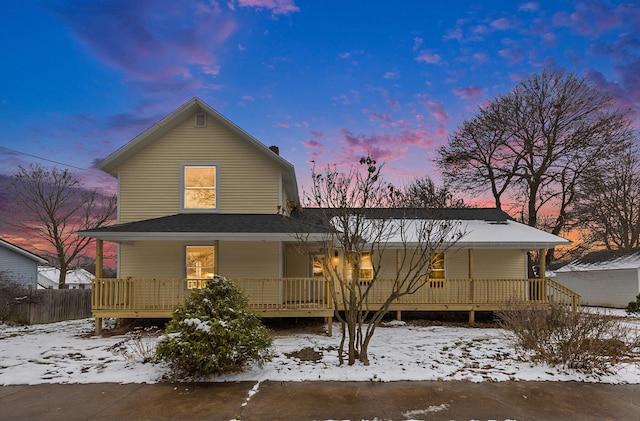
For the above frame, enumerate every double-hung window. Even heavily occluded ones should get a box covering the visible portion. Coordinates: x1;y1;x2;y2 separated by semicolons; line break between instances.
182;164;217;211
186;245;215;289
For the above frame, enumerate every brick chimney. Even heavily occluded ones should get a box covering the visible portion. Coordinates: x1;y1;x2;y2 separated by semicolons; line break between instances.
269;145;280;155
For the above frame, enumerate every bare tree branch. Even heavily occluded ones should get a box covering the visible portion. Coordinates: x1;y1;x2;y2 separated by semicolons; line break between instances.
2;164;117;288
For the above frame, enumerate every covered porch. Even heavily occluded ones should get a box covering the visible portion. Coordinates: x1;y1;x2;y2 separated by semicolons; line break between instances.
91;273;580;335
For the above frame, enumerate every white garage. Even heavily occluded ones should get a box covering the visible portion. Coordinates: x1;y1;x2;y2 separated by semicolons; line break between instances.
554;249;640;308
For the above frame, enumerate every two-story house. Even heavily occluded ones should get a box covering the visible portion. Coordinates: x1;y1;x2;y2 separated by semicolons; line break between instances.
81;97;578;334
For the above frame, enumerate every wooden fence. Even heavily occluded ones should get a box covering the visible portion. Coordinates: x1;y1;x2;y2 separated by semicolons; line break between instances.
7;289;92;324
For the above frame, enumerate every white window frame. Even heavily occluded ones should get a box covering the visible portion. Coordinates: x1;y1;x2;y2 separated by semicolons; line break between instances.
181;163;219;212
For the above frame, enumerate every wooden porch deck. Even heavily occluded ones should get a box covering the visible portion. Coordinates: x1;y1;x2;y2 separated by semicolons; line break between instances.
92;276;580;328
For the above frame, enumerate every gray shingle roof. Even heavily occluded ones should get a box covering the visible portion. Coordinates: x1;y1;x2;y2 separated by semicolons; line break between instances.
302;207;513;221
80;213;334;235
81;207;510;236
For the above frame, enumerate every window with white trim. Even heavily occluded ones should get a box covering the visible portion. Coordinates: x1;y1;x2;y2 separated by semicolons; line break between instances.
186;245;215;289
183;165;217;210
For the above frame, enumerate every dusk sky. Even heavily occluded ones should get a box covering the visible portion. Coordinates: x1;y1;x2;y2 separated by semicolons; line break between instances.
1;0;639;196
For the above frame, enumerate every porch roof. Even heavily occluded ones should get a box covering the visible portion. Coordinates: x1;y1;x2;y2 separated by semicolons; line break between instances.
78;213;334;242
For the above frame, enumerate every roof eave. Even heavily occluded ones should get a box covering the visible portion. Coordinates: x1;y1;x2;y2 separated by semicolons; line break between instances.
78;231;329;243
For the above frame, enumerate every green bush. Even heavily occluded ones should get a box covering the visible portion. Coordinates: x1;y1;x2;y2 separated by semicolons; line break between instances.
155;275;272;379
626;293;640;314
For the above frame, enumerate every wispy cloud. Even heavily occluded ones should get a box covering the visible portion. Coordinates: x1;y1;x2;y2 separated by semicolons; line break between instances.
336;128;438;165
551;0;632;36
51;1;236;87
416;50;442;64
518;2;539;12
235;0;299;15
490;18;511;30
453;85;486;100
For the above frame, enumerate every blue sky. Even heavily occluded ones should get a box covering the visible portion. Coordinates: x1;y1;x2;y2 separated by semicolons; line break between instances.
1;0;639;194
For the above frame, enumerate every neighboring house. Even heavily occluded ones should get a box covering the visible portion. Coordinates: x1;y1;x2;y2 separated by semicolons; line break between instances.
37;267;94;290
79;97;577;334
554;249;640;308
0;238;48;289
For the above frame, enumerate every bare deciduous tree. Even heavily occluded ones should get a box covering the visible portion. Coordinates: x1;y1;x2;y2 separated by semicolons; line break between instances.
401;176;466;208
290;157;464;365
574;149;640;250
437;70;634;261
2;164;116;288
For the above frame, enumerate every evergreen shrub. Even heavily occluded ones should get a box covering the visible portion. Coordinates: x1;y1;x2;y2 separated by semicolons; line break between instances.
155;275;272;378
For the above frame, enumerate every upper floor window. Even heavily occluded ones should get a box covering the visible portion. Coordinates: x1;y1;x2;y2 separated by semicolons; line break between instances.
182;164;217;211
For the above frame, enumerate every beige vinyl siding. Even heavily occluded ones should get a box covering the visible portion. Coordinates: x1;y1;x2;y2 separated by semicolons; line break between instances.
285;244;310;277
119;241;185;278
116;115;284;222
375;250;401;279
445;249;470;279
217;241;280;278
472;249;527;279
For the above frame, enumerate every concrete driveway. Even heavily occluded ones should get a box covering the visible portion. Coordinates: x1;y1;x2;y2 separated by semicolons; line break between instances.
1;381;639;420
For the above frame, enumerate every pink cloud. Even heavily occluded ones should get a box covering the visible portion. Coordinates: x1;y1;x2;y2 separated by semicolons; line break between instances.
473;52;490;64
375;89;401;111
472;25;490;36
415;50;442;64
444;18;470;41
364;109;393;125
310;131;324;140
333;128;439;166
498;40;524;64
302;139;323;149
425;100;450;123
384;70;399;79
52;1;237;86
518;2;539;12
235;0;299;15
444;27;463;41
301;139;324;161
413;37;424;51
552;1;635;37
490;18;511;30
453;86;486;100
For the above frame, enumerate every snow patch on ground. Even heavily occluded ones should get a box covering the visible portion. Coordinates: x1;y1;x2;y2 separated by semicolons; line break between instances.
1;312;639;386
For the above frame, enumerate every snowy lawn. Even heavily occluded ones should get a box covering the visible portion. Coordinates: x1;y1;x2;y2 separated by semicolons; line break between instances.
1;311;640;385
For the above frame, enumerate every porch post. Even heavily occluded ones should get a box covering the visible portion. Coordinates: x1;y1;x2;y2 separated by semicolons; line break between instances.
468;249;475;324
94;239;103;336
539;248;547;302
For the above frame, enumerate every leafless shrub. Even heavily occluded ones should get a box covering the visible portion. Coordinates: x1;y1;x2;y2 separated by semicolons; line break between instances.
107;326;161;363
0;276;28;322
497;300;640;373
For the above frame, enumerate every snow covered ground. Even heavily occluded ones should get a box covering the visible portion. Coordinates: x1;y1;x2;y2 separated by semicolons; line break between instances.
1;310;640;386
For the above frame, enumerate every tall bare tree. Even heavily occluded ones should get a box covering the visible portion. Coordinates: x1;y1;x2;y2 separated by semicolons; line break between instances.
573;148;640;250
437;70;634;261
3;164;116;288
290;157;464;365
401;176;466;208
